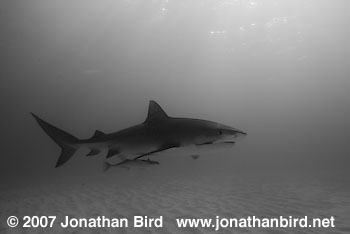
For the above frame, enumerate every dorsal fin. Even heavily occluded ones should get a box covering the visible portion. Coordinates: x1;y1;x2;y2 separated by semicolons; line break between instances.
91;130;105;139
144;100;169;123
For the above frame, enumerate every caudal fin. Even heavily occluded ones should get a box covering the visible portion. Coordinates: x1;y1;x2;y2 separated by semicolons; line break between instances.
103;161;113;172
31;113;79;168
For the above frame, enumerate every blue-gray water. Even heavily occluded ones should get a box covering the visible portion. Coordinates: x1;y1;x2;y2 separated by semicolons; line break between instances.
0;0;349;233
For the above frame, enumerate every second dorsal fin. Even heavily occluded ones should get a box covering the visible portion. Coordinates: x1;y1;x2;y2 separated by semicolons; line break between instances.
144;100;169;123
91;130;105;139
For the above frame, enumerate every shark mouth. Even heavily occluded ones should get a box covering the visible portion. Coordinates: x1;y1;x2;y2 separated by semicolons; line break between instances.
213;131;246;145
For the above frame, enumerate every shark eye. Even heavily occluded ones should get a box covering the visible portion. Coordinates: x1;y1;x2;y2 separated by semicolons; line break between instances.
218;130;223;135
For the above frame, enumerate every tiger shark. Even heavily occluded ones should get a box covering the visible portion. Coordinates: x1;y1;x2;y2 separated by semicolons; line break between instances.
31;100;246;168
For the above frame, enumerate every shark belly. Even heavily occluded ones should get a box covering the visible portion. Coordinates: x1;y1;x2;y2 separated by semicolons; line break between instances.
107;134;164;158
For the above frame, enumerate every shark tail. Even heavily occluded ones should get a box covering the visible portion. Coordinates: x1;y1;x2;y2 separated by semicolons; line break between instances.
103;161;113;172
31;113;79;168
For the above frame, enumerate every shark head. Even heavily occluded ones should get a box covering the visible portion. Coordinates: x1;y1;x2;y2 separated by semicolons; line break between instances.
144;100;247;147
144;101;246;145
214;124;247;144
188;120;247;146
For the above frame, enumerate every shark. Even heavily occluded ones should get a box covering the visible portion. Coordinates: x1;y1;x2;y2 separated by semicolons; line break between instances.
103;158;160;171
31;100;247;168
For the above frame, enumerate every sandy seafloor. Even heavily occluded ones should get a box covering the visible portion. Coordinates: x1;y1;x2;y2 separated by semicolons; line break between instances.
1;158;349;234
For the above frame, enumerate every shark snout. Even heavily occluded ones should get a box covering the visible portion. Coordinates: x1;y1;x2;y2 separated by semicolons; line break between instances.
219;128;247;143
233;130;247;143
222;128;247;136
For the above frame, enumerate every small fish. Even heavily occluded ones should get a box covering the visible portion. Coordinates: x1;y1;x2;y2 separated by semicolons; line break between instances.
103;159;160;171
191;155;200;160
